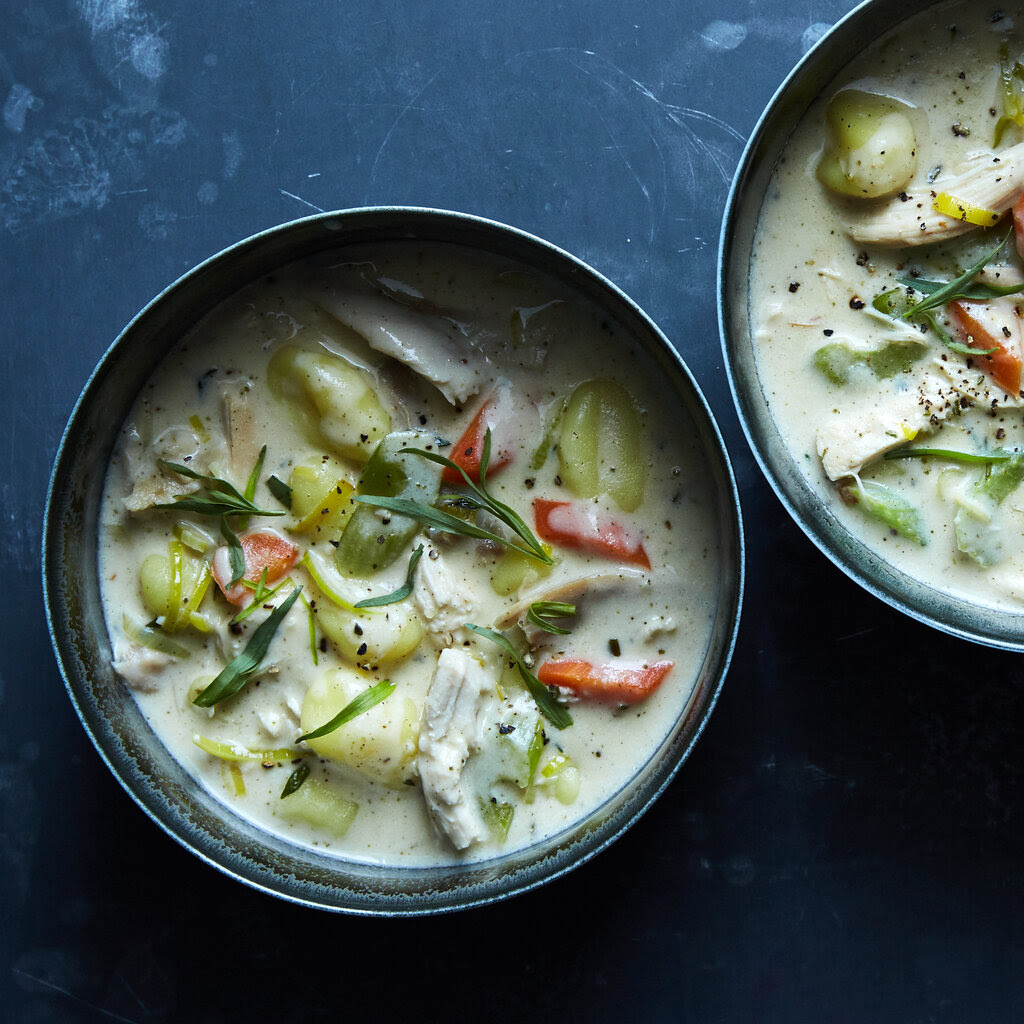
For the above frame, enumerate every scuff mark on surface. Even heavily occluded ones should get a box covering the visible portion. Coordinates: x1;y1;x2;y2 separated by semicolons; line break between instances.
3;83;40;134
279;188;324;212
699;20;749;52
801;22;833;53
222;129;242;179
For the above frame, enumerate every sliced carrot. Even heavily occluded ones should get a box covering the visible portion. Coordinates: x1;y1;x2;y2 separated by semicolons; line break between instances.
533;498;650;569
212;529;300;606
442;395;513;484
948;298;1023;396
536;659;673;704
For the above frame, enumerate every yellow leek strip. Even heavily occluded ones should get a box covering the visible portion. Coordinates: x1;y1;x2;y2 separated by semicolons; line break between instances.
293;478;355;533
161;540;185;631
194;734;302;763
299;550;359;612
227;762;246;796
183;561;213;632
174;520;213;554
933;191;1001;227
188;413;210;444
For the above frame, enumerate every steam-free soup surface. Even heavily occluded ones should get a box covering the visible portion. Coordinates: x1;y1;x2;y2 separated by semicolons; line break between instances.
101;242;721;865
751;3;1024;611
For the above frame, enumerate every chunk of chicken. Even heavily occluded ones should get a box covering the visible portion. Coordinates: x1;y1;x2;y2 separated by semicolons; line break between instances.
417;648;494;850
310;281;487;405
817;355;1023;480
412;547;475;643
848;143;1024;247
111;642;174;692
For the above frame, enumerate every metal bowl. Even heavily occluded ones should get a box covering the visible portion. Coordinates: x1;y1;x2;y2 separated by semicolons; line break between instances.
719;0;1024;650
44;208;744;914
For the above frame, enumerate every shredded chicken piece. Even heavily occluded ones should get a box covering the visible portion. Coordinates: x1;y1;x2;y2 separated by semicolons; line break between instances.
848;143;1024;247
111;643;173;692
817;356;1023;480
417;648;494;850
310;281;487;404
412;547;475;643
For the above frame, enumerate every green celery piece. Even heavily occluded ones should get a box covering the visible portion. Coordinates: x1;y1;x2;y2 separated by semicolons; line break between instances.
850;479;927;546
334;431;441;577
874;288;956;349
977;454;1024;503
479;796;515;841
813;339;922;385
193;587;302;707
994;45;1024;146
952;456;1024;566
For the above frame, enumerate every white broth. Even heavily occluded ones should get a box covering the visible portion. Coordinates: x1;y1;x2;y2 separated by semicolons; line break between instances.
99;242;722;866
751;3;1024;611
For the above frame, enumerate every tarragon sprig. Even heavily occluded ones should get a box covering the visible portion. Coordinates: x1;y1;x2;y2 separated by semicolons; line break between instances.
527;601;576;636
356;430;551;564
156;449;284;519
467;623;571;730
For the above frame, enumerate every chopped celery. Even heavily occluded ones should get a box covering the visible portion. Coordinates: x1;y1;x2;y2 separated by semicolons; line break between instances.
334;431;442;577
479;796;515;841
489;543;555;596
813;338;924;386
845;478;927;546
275;776;358;837
541;754;581;805
994;43;1024;146
174;520;213;554
953;455;1024;566
121;614;191;658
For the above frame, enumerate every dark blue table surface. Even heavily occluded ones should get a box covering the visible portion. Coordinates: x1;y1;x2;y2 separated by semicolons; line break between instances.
5;0;1021;1020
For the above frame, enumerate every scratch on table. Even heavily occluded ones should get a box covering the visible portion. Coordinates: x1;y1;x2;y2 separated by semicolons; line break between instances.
10;967;142;1023
279;188;324;212
365;69;442;199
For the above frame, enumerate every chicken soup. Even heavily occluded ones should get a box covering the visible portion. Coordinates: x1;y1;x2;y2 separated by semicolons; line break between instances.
751;2;1024;612
100;241;722;865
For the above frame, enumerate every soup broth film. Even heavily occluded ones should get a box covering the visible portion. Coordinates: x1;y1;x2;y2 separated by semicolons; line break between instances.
751;3;1024;612
100;242;721;866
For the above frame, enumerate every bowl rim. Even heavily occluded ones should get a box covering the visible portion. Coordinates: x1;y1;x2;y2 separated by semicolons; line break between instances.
44;205;745;914
717;0;1024;651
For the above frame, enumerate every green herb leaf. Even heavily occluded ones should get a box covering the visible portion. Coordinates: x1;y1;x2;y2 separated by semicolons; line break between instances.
297;680;396;742
386;429;552;563
156;460;285;519
354;545;424;608
898;230;1013;315
220;515;246;586
466;623;572;730
527;600;576;636
245;445;267;503
230;569;290;625
281;762;310;798
884;446;1013;465
193;586;302;707
267;475;293;509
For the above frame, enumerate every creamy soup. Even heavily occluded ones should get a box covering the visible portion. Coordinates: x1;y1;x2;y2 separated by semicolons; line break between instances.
751;2;1024;611
100;241;721;866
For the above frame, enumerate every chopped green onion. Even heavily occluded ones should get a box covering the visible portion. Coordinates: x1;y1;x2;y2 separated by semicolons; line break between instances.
267;474;292;509
466;623;571;730
281;763;311;798
193;587;302;707
527;600;576;636
355;545;424;608
297;680;397;743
